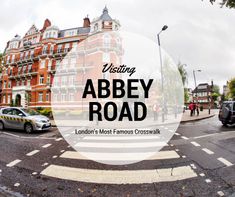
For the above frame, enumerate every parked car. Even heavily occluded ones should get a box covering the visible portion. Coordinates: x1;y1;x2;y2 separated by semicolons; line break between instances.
218;101;235;126
0;107;51;133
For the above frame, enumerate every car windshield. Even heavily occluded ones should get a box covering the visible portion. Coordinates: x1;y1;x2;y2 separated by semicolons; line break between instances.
21;108;40;116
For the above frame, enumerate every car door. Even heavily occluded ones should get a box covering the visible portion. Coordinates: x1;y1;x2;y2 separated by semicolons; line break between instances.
1;108;15;129
12;108;26;130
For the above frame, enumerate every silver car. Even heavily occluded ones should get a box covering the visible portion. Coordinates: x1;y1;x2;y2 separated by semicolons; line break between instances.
0;107;51;133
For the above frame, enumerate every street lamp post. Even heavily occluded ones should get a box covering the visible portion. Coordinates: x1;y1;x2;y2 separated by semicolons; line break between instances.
193;69;201;108
157;25;168;122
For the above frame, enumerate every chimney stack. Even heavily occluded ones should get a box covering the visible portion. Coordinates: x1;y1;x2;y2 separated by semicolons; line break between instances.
83;15;90;28
41;19;51;32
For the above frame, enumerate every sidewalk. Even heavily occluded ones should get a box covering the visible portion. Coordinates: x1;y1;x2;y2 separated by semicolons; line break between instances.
181;109;216;123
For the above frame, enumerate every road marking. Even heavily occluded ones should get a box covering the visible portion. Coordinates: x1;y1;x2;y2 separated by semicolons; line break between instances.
60;150;65;153
217;157;233;167
42;162;49;166
202;148;214;155
41;165;197;184
193;134;215;139
60;150;180;161
6;159;21;167
55;138;63;141
52;155;58;159
14;183;20;187
75;141;168;148
190;164;197;169
199;173;205;177
182;155;186;158
217;191;225;196
42;144;52;148
205;179;211;183
83;136;160;140
175;133;180;136
26;150;40;156
181;136;189;140
32;172;38;175
191;141;201;147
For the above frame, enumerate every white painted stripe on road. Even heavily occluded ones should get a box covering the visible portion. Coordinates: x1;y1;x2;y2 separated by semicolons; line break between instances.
202;148;214;155
55;138;63;141
42;144;52;148
191;141;201;147
6;159;21;167
217;157;233;167
181;136;189;140
217;191;225;196
75;141;167;148
83;136;160;140
14;183;20;187
60;150;180;161
41;165;197;184
175;133;180;136
26;150;40;156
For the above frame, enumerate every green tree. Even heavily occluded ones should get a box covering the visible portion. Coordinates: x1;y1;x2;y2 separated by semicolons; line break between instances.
228;77;235;100
206;0;235;8
212;84;220;94
177;62;189;103
177;62;187;87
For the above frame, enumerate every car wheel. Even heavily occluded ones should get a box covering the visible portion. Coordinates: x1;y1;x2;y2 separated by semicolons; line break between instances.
222;121;227;126
0;121;4;130
25;123;34;134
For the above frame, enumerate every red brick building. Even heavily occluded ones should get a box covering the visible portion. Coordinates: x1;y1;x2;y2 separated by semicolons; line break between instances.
0;7;120;108
192;83;214;109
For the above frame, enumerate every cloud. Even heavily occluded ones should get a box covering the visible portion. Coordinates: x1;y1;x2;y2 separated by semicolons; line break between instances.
0;0;234;91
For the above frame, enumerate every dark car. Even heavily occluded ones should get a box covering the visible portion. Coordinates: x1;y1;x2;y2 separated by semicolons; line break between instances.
218;101;235;126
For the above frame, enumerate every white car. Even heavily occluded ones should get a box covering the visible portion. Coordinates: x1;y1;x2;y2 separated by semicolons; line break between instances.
0;107;51;133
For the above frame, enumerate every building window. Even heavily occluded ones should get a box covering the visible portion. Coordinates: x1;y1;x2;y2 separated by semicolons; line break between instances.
40;60;45;68
12;54;15;63
38;93;43;102
39;75;44;84
28;64;32;72
50;45;54;54
47;75;50;84
64;43;70;52
42;45;48;54
3;81;6;89
57;45;62;53
8;81;11;88
27;79;31;87
46;93;50;102
94;23;98;31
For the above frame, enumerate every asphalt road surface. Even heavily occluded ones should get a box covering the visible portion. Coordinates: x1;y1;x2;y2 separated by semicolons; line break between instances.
0;112;235;197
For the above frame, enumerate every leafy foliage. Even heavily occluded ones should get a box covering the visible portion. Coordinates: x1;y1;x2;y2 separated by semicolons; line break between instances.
207;0;235;8
228;77;235;100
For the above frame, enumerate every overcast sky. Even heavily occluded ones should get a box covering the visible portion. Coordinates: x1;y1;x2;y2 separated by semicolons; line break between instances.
0;0;234;92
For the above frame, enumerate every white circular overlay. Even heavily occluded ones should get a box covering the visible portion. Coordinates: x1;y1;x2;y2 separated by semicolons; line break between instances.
51;30;184;165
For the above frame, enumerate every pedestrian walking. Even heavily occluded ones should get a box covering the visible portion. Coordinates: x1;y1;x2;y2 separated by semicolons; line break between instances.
153;103;160;121
196;104;200;116
189;102;193;117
